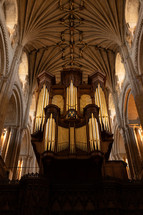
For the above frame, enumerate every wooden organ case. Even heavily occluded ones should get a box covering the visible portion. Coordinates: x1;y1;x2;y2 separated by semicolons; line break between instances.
31;69;128;183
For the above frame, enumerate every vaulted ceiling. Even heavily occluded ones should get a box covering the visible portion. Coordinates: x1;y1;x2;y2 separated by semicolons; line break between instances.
17;0;126;87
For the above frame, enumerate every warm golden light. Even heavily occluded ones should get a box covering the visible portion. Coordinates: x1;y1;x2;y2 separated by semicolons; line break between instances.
17;159;23;180
133;125;143;159
0;128;7;155
138;126;143;143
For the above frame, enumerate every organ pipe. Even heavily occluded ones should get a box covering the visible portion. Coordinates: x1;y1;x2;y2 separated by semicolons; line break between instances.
89;113;100;151
35;85;49;132
95;84;110;132
44;113;56;152
66;80;77;111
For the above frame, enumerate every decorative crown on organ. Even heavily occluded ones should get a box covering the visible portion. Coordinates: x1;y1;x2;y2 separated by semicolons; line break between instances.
31;69;113;175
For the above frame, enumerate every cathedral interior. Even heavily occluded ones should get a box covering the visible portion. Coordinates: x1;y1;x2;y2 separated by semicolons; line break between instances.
0;0;143;214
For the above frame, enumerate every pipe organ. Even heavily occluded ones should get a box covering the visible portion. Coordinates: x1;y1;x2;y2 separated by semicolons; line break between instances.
89;113;100;151
44;113;56;151
35;85;49;132
32;69;114;175
95;84;110;131
66;80;77;111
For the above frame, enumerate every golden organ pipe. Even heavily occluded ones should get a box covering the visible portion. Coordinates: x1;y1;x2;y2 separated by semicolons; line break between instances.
89;118;93;150
48;114;52;150
71;81;74;108
97;84;103;120
95;118;100;150
91;114;96;149
51;119;55;151
76;87;77;110
95;90;102;130
46;118;50;150
41;85;46;124
66;81;78;111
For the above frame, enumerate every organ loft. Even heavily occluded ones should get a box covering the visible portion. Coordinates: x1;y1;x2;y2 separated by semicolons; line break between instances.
32;69;128;181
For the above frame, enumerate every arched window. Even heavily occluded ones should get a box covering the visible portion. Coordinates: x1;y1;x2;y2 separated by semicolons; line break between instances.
108;93;116;132
125;0;140;40
115;53;125;91
18;52;28;90
3;0;18;44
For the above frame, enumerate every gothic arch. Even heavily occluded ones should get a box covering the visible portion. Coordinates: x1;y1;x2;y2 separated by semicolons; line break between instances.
11;84;23;127
4;84;23;127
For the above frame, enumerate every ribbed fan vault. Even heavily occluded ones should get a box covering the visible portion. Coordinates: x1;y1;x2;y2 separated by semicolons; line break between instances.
17;0;125;85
